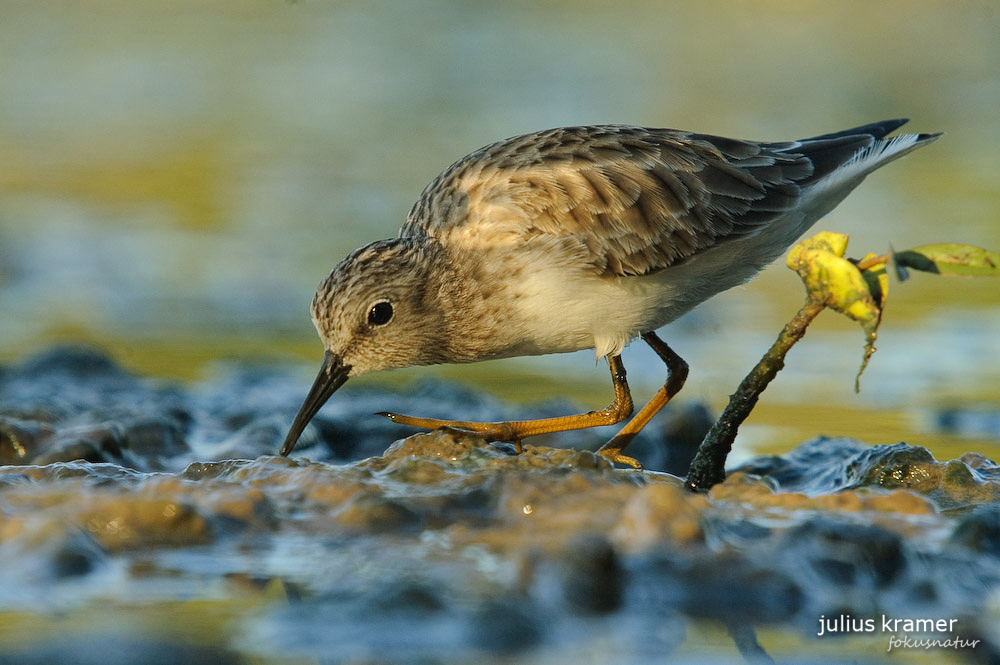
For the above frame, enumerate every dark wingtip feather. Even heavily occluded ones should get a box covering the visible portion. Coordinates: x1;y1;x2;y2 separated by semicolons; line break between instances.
915;131;944;143
801;118;911;142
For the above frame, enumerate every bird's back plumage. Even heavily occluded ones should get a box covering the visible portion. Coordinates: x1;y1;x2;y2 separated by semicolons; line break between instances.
402;121;940;279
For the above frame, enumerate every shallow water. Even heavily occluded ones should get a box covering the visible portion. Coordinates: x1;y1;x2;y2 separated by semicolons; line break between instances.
2;348;1000;664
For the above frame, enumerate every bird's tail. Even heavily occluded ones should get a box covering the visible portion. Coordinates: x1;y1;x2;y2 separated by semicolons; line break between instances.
843;126;942;172
794;119;941;194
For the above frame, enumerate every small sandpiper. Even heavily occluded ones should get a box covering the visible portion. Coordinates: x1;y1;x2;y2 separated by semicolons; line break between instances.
280;119;939;467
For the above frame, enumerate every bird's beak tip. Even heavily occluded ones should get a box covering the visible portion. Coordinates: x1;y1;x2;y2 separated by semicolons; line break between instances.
279;352;351;456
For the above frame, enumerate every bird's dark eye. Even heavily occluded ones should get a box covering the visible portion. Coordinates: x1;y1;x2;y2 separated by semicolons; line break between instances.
367;300;394;326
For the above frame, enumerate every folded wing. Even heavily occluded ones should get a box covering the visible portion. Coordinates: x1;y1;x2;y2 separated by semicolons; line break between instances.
402;120;926;277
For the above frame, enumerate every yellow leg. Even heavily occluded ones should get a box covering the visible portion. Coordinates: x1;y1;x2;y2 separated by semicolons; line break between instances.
380;356;634;452
596;332;689;469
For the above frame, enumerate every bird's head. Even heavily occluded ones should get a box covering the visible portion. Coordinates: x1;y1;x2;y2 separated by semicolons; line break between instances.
280;237;449;455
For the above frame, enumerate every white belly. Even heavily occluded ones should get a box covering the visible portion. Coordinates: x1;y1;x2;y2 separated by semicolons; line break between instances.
507;207;819;359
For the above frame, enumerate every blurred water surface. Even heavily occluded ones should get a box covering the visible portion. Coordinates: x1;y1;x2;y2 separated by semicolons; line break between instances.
0;0;998;459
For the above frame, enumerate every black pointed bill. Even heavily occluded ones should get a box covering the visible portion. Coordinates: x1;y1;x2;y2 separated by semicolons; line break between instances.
280;351;351;456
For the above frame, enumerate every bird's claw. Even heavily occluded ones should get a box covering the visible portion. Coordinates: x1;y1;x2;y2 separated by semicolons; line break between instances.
596;449;643;469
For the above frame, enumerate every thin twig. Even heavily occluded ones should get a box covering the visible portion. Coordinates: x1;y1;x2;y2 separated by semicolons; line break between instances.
684;298;825;491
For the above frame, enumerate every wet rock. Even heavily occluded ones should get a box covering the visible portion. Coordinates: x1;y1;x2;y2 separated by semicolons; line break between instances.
640;551;803;625
710;470;935;516
778;519;907;589
0;347;178;423
17;345;121;378
0;347;191;471
199;487;280;532
181;458;251;480
0;523;108;583
377;428;495;467
121;417;190;468
334;492;424;532
32;423;126;467
82;498;212;551
849;444;1000;509
32;438;106;466
949;506;1000;556
50;530;106;578
735;437;1000;510
466;595;544;653
847;443;940;489
734;436;870;493
702;516;772;549
368;580;448;614
373;429;617;477
0;417;55;464
560;533;623;614
20;459;145;484
295;416;364;460
612;481;705;553
208;416;286;460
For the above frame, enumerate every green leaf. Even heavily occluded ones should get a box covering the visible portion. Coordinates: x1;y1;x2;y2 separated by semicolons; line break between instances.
893;244;1000;277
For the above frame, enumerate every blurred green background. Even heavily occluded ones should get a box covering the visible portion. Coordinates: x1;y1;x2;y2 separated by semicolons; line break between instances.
1;0;997;460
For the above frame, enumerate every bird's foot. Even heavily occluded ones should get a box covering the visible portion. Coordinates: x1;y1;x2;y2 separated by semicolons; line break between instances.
378;412;523;451
596;434;643;469
380;411;645;467
596;449;643;469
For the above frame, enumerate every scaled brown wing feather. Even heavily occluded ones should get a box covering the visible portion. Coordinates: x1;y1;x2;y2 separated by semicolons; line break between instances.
403;125;816;277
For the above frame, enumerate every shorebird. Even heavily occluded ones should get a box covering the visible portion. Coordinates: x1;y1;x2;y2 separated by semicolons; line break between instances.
279;119;939;467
